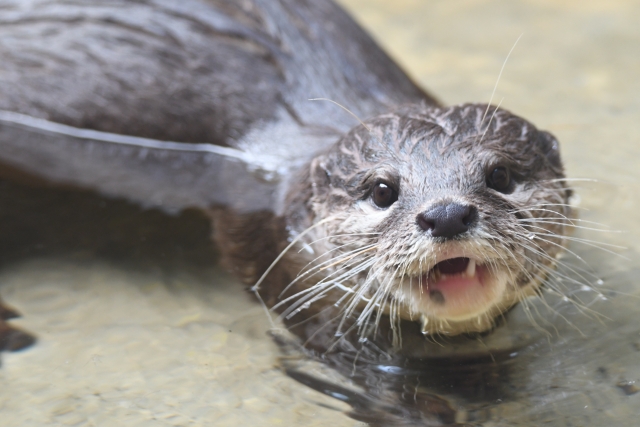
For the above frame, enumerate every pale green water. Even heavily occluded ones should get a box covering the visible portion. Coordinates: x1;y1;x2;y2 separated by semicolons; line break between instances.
2;1;639;426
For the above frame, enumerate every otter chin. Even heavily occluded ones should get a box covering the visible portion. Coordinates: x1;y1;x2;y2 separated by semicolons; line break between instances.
278;102;571;340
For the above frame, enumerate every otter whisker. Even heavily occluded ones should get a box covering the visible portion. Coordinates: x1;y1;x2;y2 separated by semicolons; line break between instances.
511;228;607;285
340;269;385;329
516;238;602;286
302;232;381;248
517;214;606;226
520;223;623;250
492;238;545;292
297;240;375;272
286;303;341;330
508;206;576;218
275;260;370;313
510;236;614;324
293;241;374;279
288;290;333;320
390;294;403;348
539;177;600;183
512;203;581;212
539;280;610;327
308;98;372;132
478;97;504;144
325;315;372;354
276;256;377;318
480;33;524;125
544;280;610;316
252;215;338;292
529;256;602;301
275;257;373;314
482;238;522;283
515;269;585;336
305;315;353;351
346;262;388;308
330;277;371;312
372;266;406;338
518;219;618;233
517;233;618;282
319;258;379;309
334;264;387;335
314;245;379;274
527;232;627;255
279;243;378;299
313;263;374;299
516;287;558;338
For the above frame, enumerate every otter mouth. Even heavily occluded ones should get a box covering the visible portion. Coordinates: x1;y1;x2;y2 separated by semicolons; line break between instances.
411;255;500;321
429;257;477;280
422;257;484;297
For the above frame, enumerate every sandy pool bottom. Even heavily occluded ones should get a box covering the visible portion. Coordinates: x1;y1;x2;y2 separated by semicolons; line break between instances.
0;258;357;427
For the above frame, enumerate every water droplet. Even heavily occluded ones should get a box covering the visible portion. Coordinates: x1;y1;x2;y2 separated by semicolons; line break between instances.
329;392;348;401
376;365;404;374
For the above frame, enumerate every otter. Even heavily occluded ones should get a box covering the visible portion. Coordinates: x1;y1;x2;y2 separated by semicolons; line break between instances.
0;0;570;352
262;104;570;342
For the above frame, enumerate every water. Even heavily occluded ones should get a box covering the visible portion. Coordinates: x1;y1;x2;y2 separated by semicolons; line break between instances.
0;187;353;426
2;0;640;425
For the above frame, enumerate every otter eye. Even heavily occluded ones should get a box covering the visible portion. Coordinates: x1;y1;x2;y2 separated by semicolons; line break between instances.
487;166;512;193
372;182;398;208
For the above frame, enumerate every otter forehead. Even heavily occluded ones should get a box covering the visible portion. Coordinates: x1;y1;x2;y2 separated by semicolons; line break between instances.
361;103;544;155
319;103;563;201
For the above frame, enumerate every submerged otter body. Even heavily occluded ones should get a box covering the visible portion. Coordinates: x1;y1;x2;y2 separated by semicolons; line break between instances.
0;0;570;351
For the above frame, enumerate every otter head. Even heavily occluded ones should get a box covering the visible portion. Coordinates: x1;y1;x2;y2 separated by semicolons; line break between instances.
288;103;571;338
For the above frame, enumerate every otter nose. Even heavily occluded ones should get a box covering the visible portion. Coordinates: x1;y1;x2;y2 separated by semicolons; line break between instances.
416;203;477;238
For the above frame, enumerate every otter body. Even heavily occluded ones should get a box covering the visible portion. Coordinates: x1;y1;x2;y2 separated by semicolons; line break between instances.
0;0;570;351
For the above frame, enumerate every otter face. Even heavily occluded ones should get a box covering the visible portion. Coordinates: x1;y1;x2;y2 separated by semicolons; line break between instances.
301;103;571;337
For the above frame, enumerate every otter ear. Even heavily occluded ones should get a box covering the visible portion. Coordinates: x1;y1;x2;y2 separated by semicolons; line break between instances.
537;130;563;169
309;155;331;198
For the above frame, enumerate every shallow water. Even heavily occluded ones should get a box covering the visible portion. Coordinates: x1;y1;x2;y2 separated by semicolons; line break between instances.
2;0;640;426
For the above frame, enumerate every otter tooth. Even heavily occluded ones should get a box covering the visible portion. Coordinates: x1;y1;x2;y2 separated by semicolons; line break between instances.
465;259;476;277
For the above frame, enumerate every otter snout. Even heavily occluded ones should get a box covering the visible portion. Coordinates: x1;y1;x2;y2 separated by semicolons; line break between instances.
416;202;478;238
